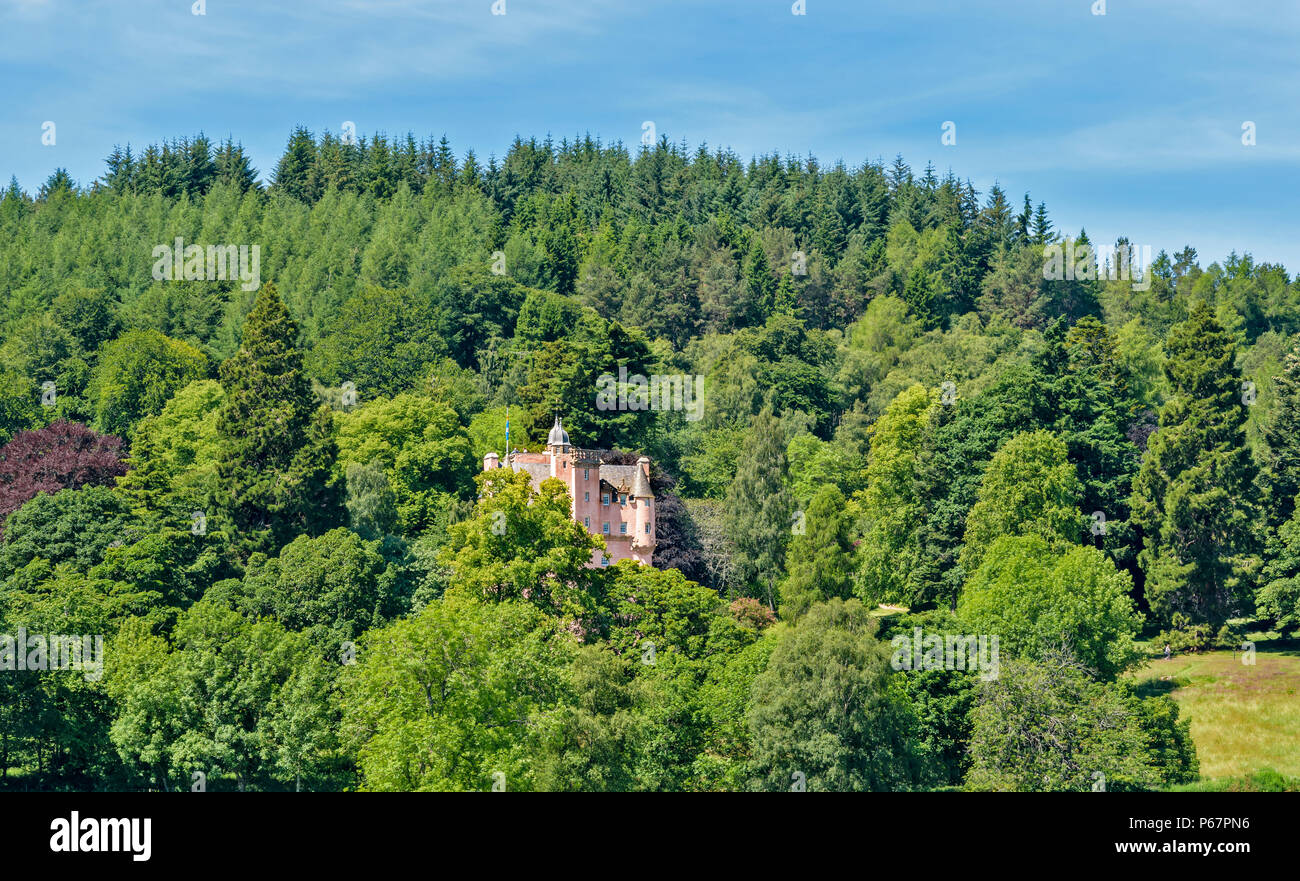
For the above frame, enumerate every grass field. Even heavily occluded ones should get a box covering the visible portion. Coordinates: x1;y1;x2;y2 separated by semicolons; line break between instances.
1131;638;1300;781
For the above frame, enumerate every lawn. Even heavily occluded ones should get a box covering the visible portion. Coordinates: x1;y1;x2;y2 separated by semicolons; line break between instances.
1130;639;1300;780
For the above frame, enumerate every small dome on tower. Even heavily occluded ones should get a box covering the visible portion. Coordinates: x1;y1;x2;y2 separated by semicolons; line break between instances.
547;416;570;447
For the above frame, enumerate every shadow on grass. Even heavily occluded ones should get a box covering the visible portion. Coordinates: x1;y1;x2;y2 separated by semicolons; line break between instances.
1132;678;1180;698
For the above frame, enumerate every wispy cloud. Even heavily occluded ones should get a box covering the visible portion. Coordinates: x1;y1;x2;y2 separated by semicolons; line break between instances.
1;0;1296;267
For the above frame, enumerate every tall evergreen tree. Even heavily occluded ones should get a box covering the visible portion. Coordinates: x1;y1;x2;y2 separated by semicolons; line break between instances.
212;282;341;557
1261;347;1300;529
1015;193;1032;243
1129;301;1260;625
779;484;855;618
724;401;794;610
1031;201;1053;244
272;127;319;203
214;138;259;192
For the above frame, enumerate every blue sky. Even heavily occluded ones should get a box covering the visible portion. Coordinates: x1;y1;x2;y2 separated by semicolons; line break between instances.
3;0;1298;269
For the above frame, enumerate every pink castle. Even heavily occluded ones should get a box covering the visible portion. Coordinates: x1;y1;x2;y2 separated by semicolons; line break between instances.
483;417;656;567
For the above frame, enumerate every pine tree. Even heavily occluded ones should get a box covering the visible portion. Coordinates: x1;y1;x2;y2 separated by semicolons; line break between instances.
215;138;259;193
1129;301;1260;625
886;154;912;192
38;169;75;200
1261;347;1300;529
541;194;580;295
779;485;854;618
1015;193;1032;243
273;127;319;203
433;135;458;194
740;237;776;327
183;133;217;195
980;183;1015;248
103;145;136;195
213;282;341;557
724;402;794;610
1032;201;1053;244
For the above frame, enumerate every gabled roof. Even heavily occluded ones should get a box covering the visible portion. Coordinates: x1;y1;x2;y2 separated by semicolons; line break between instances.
600;464;653;498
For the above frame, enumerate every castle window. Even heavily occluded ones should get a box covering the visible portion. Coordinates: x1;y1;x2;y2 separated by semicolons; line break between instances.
584;469;589;480
584;517;590;528
644;522;650;534
585;491;590;502
620;493;627;505
620;522;627;534
601;556;610;567
602;493;609;506
602;522;610;535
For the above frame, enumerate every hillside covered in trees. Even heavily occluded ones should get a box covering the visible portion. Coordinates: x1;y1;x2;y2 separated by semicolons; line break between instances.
1;128;1297;791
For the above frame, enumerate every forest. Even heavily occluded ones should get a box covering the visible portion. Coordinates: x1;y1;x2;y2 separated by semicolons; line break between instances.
0;127;1296;791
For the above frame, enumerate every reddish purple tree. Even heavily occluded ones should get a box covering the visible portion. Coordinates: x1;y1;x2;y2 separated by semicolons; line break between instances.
0;420;127;525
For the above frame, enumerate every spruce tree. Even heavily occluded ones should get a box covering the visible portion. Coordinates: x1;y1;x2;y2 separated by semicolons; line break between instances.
1015;193;1032;242
214;138;259;193
1129;301;1260;625
213;282;341;557
740;237;777;327
1261;348;1300;528
1032;201;1053;244
724;402;794;610
780;484;855;619
272;127;319;203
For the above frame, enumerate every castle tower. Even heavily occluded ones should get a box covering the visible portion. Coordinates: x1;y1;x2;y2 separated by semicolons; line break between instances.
547;416;570;478
632;455;654;558
481;416;655;568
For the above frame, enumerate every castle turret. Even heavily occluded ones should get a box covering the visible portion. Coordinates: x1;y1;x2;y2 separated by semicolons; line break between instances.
547;416;570;451
547;416;570;478
484;451;499;471
633;456;654;554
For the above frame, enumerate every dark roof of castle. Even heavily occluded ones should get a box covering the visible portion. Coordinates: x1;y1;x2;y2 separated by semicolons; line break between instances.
600;464;653;498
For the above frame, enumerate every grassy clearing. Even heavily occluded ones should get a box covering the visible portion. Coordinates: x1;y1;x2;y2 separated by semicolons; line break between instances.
1130;638;1300;780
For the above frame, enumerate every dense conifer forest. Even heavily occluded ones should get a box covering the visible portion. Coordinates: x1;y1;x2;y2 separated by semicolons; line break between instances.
1;129;1297;791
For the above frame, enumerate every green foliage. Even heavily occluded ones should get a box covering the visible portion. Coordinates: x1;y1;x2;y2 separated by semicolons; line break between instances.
212;283;342;556
334;393;473;534
855;384;935;603
876;609;979;786
1129;690;1200;786
7;128;1300;792
88;329;208;439
107;597;343;791
723;402;793;609
0;367;43;445
237;528;397;655
1130;301;1261;625
779;485;855;619
601;560;726;660
1;485;139;575
343;461;399;540
959;535;1142;679
116;379;223;522
339;594;570;791
747;599;930;791
959;430;1086;573
1261;347;1300;527
312;285;446;393
966;652;1171;792
440;468;602;621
